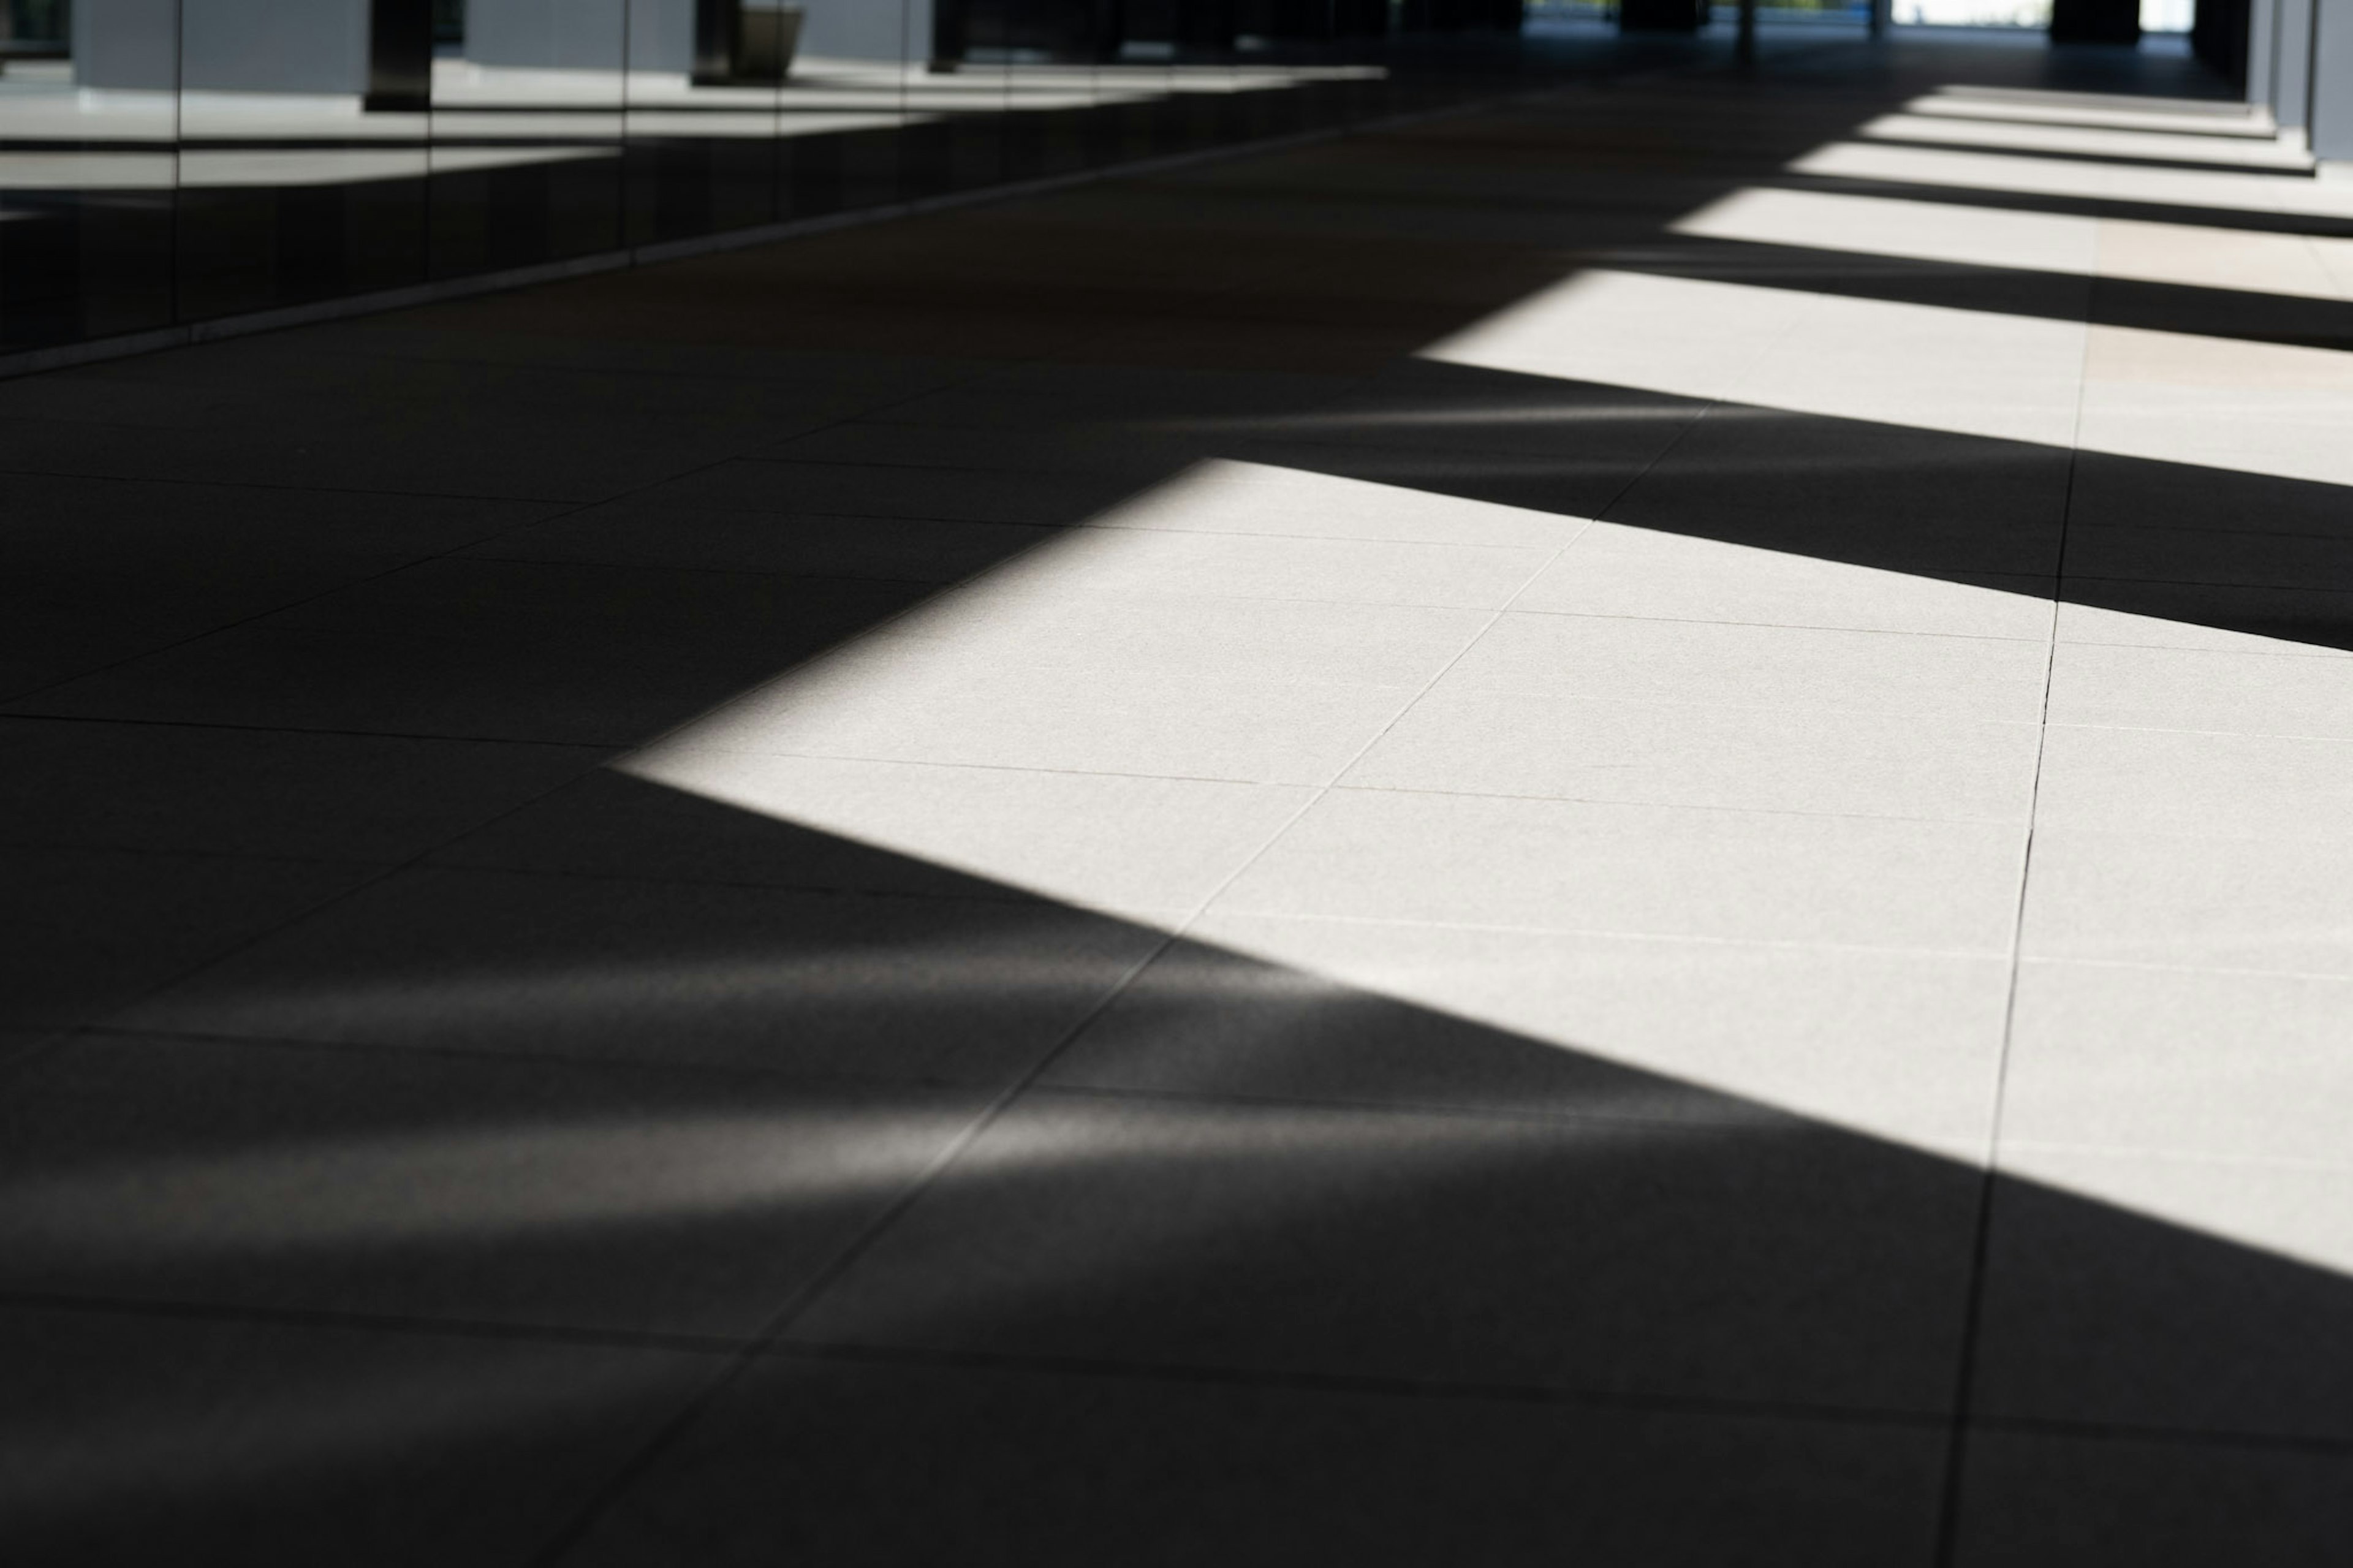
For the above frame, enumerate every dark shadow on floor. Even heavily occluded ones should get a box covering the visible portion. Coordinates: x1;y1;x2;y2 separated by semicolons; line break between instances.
1;784;2348;1564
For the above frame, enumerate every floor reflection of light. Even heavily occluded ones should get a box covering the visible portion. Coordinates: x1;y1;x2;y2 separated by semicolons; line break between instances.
1673;186;2353;303
629;83;2353;1287
1858;110;2313;169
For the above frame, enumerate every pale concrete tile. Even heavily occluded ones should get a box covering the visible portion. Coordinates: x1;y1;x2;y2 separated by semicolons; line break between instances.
2005;961;2353;1167
2056;589;2353;659
1672;187;2099;276
1859;113;2315;169
860;590;1493;689
616;751;1313;918
1071;911;2012;1153
1448;612;2051;721
1084;458;1593;549
2079;326;2353;490
2098;217;2352;301
680;654;1422;786
975;521;1554;610
1737;294;2085;447
1998;1144;2353;1282
1212;788;2025;952
1343;684;2043;822
2035;725;2353;841
2023;827;2353;977
1422;268;1811;401
1515;521;2056;639
2047;642;2353;740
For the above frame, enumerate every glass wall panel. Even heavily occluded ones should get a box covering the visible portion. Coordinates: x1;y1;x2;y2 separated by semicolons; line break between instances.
0;0;1411;365
429;0;627;280
172;0;432;319
782;0;910;221
1;0;178;350
623;0;782;248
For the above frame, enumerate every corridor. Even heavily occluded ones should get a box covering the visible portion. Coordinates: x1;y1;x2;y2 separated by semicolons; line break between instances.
6;25;2351;1564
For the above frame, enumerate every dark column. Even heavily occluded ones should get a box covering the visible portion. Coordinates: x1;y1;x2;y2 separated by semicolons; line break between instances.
1619;0;1705;31
2049;0;2142;44
2191;0;2252;84
367;0;434;110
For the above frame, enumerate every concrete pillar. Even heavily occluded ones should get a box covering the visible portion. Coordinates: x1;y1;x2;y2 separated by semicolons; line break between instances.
2276;0;2316;130
2246;0;2276;105
2313;0;2353;161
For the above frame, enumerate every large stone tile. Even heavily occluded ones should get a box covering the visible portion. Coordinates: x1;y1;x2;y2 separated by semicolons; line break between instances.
1082;456;1595;549
0;1034;987;1336
466;500;1054;583
1975;1149;2353;1442
594;751;1312;917
13;560;926;746
1952;1428;2353;1568
865;586;1493;688
566;1355;1947;1567
2021;828;2353;975
1513;521;2055;640
966;520;1558;610
1213;788;2025;952
1601;408;2071;578
1445;612;2050;721
787;1088;1982;1411
121;865;1163;1085
678;650;1422;787
2034;724;2353;841
0;719;594;863
0;847;375;1029
650;459;1138;528
2047;641;2353;738
1049;914;2009;1152
2004;962;2353;1167
0;1302;721;1567
2056;579;2353;659
1343;683;2043;820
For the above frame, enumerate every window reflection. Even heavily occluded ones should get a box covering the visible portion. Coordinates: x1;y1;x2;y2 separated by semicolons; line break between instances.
0;0;1392;359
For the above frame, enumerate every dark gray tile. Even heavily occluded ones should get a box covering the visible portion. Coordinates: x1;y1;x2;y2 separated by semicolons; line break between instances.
651;460;1141;527
13;559;925;746
567;1355;1947;1567
1607;406;2072;578
1;474;569;697
2062;578;2353;657
2064;522;2353;594
0;1034;987;1336
0;846;375;1029
467;501;1052;583
0;1302;722;1567
1971;1173;2353;1444
122;865;1163;1085
789;1088;1982;1412
1042;937;1777;1127
432;769;1037;902
0;719;595;862
1952;1428;2353;1568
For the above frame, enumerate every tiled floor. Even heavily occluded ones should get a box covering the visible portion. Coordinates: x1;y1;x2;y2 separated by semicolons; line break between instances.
7;26;2353;1566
